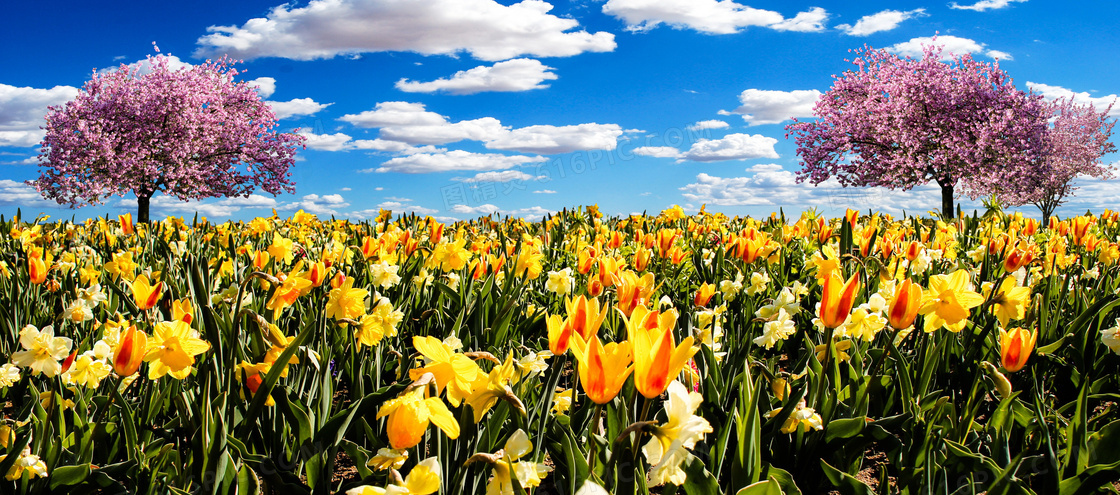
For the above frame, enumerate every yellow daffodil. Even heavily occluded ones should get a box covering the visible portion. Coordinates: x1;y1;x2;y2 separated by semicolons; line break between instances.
919;269;985;333
377;387;460;450
480;429;552;495
355;297;404;348
988;277;1031;328
144;320;211;380
409;336;481;407
347;457;441;495
325;276;368;321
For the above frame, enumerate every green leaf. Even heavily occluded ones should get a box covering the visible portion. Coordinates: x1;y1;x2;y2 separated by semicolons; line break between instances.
825;417;867;443
237;463;261;495
737;476;785;495
681;454;721;495
820;459;873;495
48;463;91;489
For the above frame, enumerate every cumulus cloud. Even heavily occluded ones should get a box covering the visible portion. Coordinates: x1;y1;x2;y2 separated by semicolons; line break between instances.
194;0;616;62
888;35;1011;60
396;59;558;95
297;131;358;152
679;170;943;214
633;146;684;159
362;201;439;215
681;133;779;162
449;203;554;219
770;7;829;32
283;193;350;216
248;77;276;98
949;0;1027;11
267;97;333;119
1027;82;1120;117
0;83;80;147
729;89;820;125
0;179;58;208
836;9;926;36
602;0;825;34
687;120;730;131
486;123;624;154
340;101;623;153
364;150;547;173
454;170;545;183
116;193;281;218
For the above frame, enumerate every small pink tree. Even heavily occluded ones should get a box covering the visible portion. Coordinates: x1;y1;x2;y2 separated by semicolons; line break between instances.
785;42;1050;218
987;98;1116;224
31;52;305;223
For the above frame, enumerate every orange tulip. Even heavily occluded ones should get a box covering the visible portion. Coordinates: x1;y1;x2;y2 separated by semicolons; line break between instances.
28;254;47;285
999;327;1037;372
625;305;697;399
845;208;859;229
888;278;922;330
172;298;194;324
131;274;163;311
306;261;328;287
904;240;921;261
565;295;609;341
1003;245;1035;273
587;278;604;298
632;247;652;272
819;272;860;329
694;283;716;307
113;325;147;377
570;333;633;405
546;314;572;355
119;213;135;235
61;350;78;374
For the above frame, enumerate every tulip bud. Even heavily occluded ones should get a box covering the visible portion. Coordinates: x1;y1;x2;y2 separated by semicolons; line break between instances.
888;278;922;330
113;325;147;377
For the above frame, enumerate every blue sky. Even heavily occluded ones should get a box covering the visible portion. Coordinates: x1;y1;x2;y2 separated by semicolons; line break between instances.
2;0;1118;222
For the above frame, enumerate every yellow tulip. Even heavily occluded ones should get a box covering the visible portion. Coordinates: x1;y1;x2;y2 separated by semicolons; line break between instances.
624;305;697;399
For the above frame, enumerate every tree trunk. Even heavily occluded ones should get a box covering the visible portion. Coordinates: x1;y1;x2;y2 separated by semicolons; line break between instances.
940;181;955;219
137;193;151;224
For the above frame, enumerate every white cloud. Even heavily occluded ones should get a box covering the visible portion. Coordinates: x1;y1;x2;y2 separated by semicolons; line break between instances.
365;150;547;173
633;146;684;158
486;123;623;154
248;77;276;98
370;201;438;215
340;101;623;153
679;171;943;214
0;83;80;147
284;193;350;216
836;9;926;36
449;203;554;219
0;179;58;208
602;0;824;34
106;54;193;76
0;131;46;148
730;89;820;125
340;187;352;191
455;170;544;183
682;133;779;162
340;101;455;127
267;98;332;119
534;189;557;194
116;193;280;218
396;59;558;95
687;120;730;131
949;0;1027;11
194;0;616;62
770;7;829;32
298;131;357;151
888;35;1012;60
1027;82;1120;117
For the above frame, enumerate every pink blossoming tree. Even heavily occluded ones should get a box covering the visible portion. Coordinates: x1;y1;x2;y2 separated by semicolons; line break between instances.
785;43;1050;218
31;52;305;223
989;98;1116;224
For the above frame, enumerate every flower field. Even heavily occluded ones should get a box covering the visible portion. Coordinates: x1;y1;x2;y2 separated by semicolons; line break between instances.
2;205;1120;494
